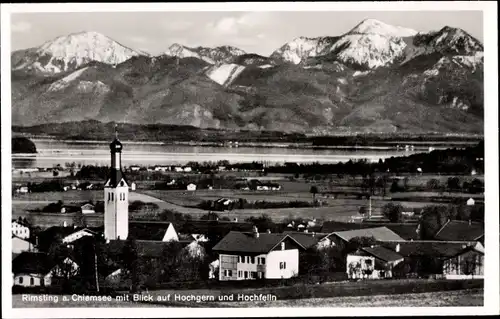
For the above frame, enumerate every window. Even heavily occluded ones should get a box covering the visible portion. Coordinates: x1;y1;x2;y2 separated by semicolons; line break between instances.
251;256;255;264
244;271;248;279
111;193;114;201
281;242;285;250
19;277;23;284
261;257;266;265
251;272;257;279
238;271;242;278
280;262;287;270
30;278;34;286
228;270;232;277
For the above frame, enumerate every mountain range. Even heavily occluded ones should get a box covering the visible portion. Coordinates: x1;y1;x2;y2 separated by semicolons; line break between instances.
10;18;484;134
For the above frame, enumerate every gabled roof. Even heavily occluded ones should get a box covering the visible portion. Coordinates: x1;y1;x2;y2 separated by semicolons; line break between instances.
12;252;54;275
321;222;420;240
37;226;98;250
434;220;484;241
382;241;482;258
360;246;404;263
283;232;330;249
212;231;306;253
332;227;405;242
128;222;174;241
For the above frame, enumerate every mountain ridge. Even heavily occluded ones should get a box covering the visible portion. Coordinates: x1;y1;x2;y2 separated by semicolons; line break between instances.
10;19;484;134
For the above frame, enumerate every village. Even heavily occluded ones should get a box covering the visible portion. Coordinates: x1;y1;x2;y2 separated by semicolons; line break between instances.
11;136;485;306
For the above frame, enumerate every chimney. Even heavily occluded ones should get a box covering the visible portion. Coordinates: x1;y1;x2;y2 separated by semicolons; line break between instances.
253;226;259;238
396;243;400;253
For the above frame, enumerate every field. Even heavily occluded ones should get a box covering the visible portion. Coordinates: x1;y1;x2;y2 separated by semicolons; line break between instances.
216;288;484;307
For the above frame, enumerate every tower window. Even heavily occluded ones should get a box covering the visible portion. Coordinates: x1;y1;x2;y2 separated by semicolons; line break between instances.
111;193;114;201
120;181;124;187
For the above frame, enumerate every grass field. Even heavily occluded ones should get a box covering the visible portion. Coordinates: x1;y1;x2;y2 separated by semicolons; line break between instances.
215;288;484;307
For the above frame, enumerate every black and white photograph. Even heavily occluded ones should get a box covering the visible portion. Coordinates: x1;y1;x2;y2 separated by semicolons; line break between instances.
1;2;498;317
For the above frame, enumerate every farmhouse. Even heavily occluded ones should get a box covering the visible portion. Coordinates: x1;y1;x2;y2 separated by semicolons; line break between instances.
12;252;79;287
346;245;404;280
12;219;30;239
81;203;95;214
187;183;197;191
12;235;37;254
442;245;484;279
212;227;306;281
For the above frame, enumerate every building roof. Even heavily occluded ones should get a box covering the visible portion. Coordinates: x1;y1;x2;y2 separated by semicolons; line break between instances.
106;168;128;188
12;252;54;275
332;227;405;242
128;222;174;241
382;241;482;258
434;220;484;241
212;231;305;253
321;222;420;240
283;232;329;249
360;246;404;263
37;226;98;251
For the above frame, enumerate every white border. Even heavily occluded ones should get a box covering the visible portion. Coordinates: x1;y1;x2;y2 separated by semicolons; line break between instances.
2;2;498;318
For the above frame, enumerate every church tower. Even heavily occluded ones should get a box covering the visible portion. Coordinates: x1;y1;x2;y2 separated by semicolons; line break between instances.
104;130;129;241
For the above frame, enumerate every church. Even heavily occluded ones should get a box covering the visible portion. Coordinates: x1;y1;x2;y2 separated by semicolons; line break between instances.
104;134;129;241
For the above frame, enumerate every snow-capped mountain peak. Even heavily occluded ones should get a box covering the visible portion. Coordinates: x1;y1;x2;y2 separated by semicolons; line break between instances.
348;18;418;38
13;31;142;73
164;44;246;64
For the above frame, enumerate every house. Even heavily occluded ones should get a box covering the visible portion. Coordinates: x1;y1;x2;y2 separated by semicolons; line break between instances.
80;203;95;214
128;222;179;242
130;166;141;172
346;246;404;279
442;246;484;279
131;182;137;191
382;240;484;277
328;227;406;247
183;167;192;172
154;166;170;172
174;167;184;172
37;226;99;251
187;183;197;191
12;252;79;287
467;198;475;206
212;227;306;281
12;219;30;239
17;186;29;193
12;235;37;254
434;220;484;243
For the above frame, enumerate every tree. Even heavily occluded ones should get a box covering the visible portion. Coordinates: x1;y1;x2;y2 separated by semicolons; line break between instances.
426;179;441;191
447;177;461;191
382;203;403;223
310;185;318;201
120;238;140;292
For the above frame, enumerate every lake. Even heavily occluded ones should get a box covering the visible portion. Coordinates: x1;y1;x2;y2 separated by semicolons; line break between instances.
12;139;445;168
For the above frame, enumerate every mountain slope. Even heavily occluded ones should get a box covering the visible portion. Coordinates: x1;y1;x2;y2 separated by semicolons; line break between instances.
12;31;143;74
11;20;484;134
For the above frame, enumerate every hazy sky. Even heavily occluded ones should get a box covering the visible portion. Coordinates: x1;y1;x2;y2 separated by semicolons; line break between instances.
11;11;483;56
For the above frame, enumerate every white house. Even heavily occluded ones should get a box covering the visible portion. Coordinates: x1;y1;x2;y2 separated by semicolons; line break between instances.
174;167;184;172
130;166;141;172
131;182;137;191
12;220;30;239
12;236;36;254
467;198;475;206
81;203;95;214
183;167;192;172
212;228;305;281
12;252;79;287
17;186;29;193
187;183;197;191
346;246;404;280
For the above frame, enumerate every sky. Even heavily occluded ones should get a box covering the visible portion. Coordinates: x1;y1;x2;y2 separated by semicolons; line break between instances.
10;11;483;56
